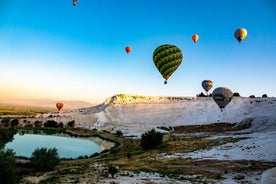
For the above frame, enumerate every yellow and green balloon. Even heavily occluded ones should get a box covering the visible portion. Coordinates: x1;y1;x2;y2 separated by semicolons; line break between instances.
202;80;213;94
153;44;183;84
234;28;247;43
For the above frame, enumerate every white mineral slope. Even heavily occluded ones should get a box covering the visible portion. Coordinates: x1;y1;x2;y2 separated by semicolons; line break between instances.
56;94;276;135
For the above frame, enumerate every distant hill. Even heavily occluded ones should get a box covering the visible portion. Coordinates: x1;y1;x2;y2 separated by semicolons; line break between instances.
0;98;94;112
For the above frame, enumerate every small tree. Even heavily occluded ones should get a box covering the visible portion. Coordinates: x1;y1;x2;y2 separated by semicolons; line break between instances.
0;149;17;184
115;130;123;137
34;121;43;128
30;147;60;171
10;119;19;127
108;165;118;178
44;120;60;128
249;95;255;98
0;128;17;143
196;92;207;97
141;129;163;150
233;92;240;97
262;94;268;98
1;119;10;127
67;120;75;127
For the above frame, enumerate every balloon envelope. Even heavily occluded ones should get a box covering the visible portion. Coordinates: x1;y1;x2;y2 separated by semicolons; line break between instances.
234;28;247;43
125;46;131;53
192;34;199;43
153;44;183;84
56;102;64;111
202;80;213;93
212;87;233;110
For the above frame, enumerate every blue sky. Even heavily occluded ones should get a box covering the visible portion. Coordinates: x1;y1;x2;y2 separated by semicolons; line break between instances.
1;0;275;103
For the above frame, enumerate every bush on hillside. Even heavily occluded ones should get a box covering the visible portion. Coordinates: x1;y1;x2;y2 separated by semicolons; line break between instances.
67;120;75;127
233;92;240;97
10;119;19;127
44;120;60;128
115;130;123;137
108;165;118;178
262;94;268;98
1;119;10;127
141;129;163;150
30;147;60;171
196;92;207;97
34;121;43;128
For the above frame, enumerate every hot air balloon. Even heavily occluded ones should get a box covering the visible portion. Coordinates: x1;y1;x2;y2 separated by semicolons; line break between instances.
212;87;233;111
56;102;64;111
153;44;183;84
192;34;199;43
202;80;213;95
125;46;131;54
234;28;247;43
73;0;78;6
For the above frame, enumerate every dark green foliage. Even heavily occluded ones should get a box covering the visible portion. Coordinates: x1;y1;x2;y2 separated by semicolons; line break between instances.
1;118;10;127
59;122;64;128
10;119;19;127
141;129;163;150
30;147;60;171
115;130;123;137
0;149;18;184
34;121;43;128
262;94;268;98
108;165;118;178
249;95;255;98
233;92;240;97
44;120;60;128
0;128;17;143
67;120;75;127
197;92;207;97
126;152;131;159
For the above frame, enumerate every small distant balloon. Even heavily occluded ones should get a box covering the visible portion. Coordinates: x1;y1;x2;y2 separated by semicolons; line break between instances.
202;80;213;93
212;87;233;111
73;0;78;6
153;44;183;84
192;34;199;43
234;28;247;43
125;46;132;54
56;102;64;111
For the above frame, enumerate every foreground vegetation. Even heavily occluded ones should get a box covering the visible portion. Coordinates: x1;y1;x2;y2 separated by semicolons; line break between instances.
0;113;275;183
5;123;271;184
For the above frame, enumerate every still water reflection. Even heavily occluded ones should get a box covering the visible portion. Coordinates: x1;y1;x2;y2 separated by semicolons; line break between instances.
4;130;101;159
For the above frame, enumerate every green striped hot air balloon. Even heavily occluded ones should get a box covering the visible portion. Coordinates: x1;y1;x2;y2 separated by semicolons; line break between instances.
153;44;183;84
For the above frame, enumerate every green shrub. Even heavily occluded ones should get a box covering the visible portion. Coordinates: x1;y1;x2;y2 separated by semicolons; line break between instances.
34;121;43;128
30;147;60;171
0;149;17;184
44;120;60;128
108;165;118;178
115;130;123;137
141;129;163;150
10;119;19;127
1;119;10;127
67;120;75;127
0;128;17;143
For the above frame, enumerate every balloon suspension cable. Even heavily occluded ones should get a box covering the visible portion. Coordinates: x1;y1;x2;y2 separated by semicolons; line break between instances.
220;108;223;112
164;80;167;85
